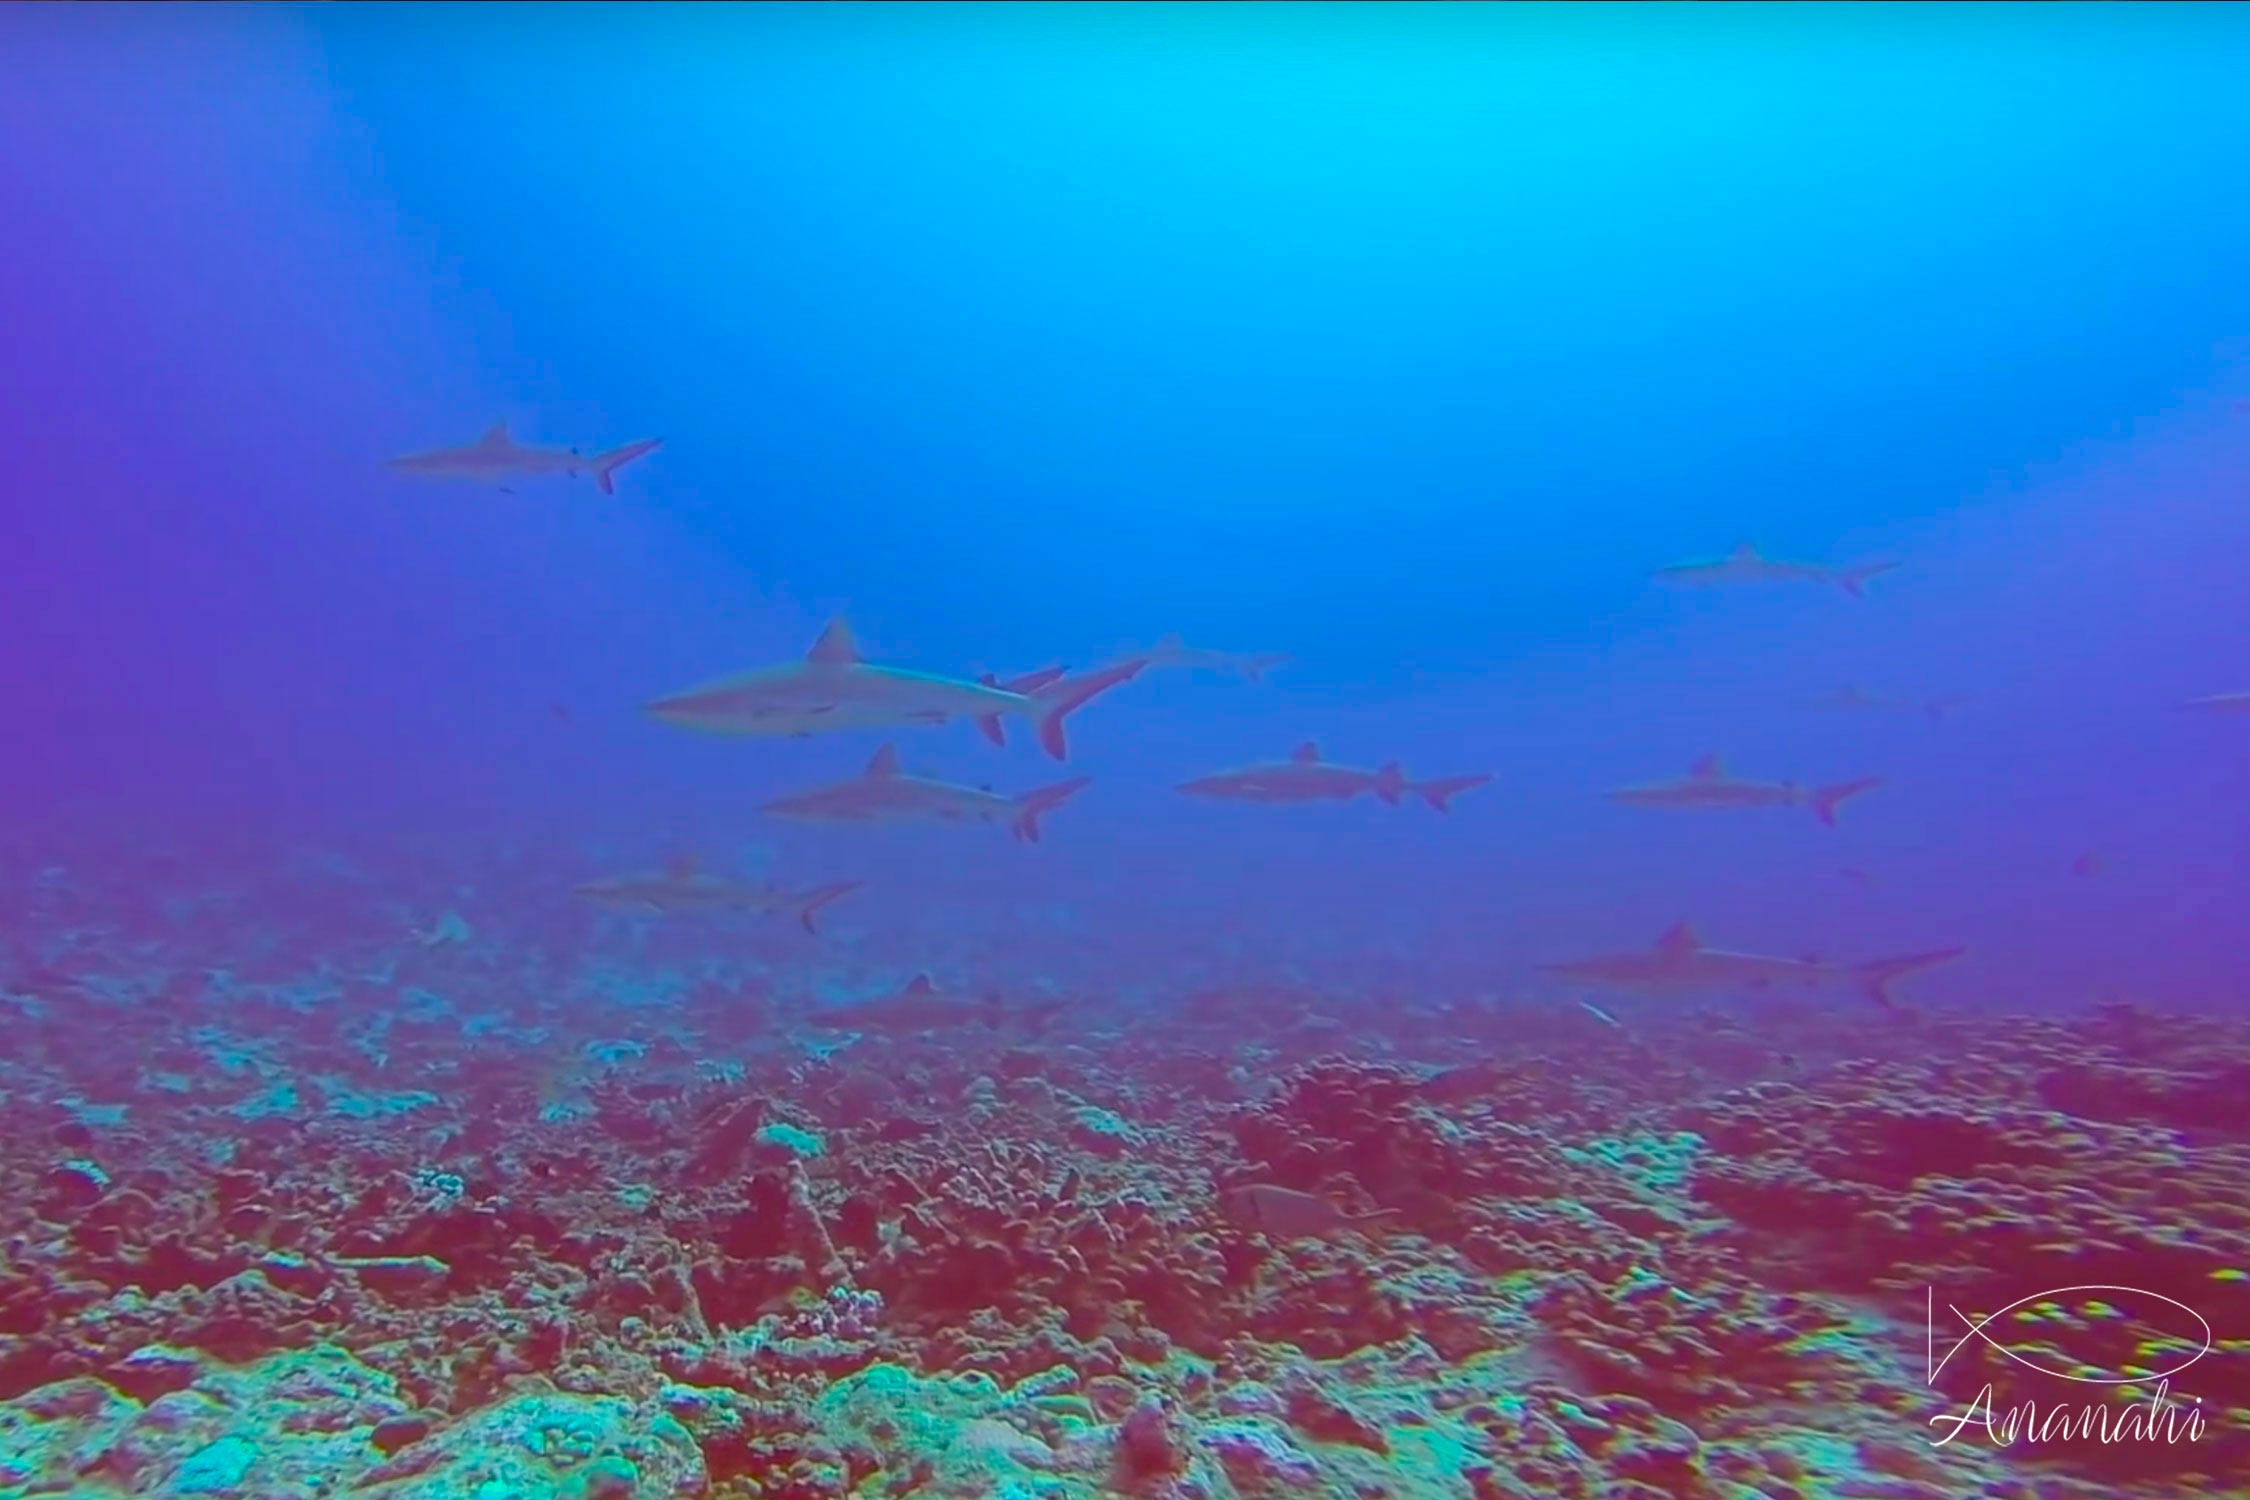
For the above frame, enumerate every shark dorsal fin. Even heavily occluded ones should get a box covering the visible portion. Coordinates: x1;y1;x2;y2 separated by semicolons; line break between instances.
1689;753;1725;781
1655;921;1702;957
1292;741;1321;764
866;744;900;778
1730;543;1758;561
480;422;512;448
902;972;937;997
808;619;862;666
665;852;697;881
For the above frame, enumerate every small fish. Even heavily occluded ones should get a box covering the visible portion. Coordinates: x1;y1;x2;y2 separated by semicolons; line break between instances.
1541;921;1963;1009
1658;544;1899;599
647;620;1141;760
763;744;1091;843
1121;634;1289;683
1608;755;1879;827
2179;691;2250;714
1220;1183;1399;1241
573;857;862;934
1178;742;1491;811
388;423;661;496
1813;684;1962;721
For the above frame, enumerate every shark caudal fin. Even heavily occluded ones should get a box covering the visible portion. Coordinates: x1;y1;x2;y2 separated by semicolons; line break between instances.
1854;947;1965;1008
1372;763;1407;806
1415;773;1493;812
976;667;1069;748
1030;660;1143;761
797;881;863;936
1833;560;1900;599
1810;777;1882;826
1012;777;1091;842
588;437;662;495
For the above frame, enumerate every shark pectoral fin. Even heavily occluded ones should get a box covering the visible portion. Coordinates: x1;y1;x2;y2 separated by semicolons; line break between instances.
1689;753;1724;780
1655;921;1702;957
481;421;511;447
866;744;901;778
1372;762;1406;806
1292;741;1321;764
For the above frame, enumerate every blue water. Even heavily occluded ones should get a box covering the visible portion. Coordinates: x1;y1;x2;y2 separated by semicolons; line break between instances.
7;2;2250;1010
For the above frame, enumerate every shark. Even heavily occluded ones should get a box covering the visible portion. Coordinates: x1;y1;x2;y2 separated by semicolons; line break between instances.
1120;634;1289;683
1540;921;1964;1009
571;857;862;934
388;423;662;496
762;744;1092;842
646;620;1142;760
2180;691;2250;714
806;973;1007;1033
1176;742;1492;811
1608;755;1880;827
1657;544;1899;599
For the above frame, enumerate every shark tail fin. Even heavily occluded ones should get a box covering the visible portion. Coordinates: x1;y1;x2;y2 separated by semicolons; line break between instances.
1372;763;1407;806
1415;773;1492;812
1013;777;1091;842
588;437;662;495
1030;660;1143;761
797;881;863;935
976;666;1070;748
1834;560;1900;599
1854;947;1964;1008
1810;776;1882;827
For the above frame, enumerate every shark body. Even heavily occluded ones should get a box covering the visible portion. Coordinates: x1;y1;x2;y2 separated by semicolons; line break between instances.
1177;742;1491;811
2181;691;2250;714
1122;634;1288;683
1609;755;1879;827
806;973;999;1033
1541;921;1963;1009
763;745;1091;842
1814;684;1963;721
388;423;661;495
1658;544;1898;598
572;859;861;933
647;621;1139;760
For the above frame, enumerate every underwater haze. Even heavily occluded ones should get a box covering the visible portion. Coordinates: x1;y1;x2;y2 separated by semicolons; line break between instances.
5;5;2250;1499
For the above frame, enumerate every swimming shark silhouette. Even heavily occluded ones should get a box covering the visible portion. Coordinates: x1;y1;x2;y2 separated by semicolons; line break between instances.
646;621;1140;760
762;744;1092;842
805;973;1000;1032
1177;742;1491;810
571;857;861;933
1541;921;1963;1009
1122;634;1289;682
1609;755;1880;826
1657;544;1898;598
388;423;662;495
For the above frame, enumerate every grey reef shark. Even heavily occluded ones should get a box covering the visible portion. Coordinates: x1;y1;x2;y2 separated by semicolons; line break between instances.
1177;742;1491;810
1608;754;1880;827
571;856;861;934
805;973;1062;1035
762;744;1092;843
1541;921;1965;1009
646;620;1141;760
388;423;662;496
1657;543;1899;599
1116;634;1289;683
